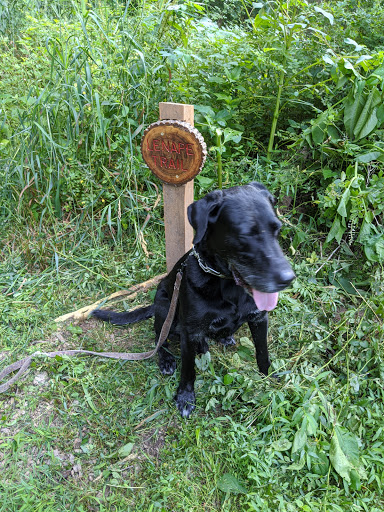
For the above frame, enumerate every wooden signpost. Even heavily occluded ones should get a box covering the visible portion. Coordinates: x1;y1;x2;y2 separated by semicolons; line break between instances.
141;103;207;272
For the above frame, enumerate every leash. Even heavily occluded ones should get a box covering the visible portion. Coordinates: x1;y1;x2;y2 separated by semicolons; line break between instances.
0;271;183;394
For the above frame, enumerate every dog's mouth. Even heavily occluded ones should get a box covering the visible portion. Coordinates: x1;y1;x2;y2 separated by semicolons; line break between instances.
231;267;279;312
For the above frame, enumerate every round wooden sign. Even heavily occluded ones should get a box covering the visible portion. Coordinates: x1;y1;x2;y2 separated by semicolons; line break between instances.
141;120;207;186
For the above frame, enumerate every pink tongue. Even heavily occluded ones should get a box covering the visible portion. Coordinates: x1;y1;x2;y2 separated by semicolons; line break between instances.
252;289;279;311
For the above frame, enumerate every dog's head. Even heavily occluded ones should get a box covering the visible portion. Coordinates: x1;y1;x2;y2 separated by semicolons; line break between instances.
187;182;295;311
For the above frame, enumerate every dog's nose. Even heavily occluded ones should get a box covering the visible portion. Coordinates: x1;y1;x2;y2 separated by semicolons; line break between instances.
277;268;296;286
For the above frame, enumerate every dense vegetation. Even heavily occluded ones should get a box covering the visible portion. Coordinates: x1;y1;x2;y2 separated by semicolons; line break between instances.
1;1;383;510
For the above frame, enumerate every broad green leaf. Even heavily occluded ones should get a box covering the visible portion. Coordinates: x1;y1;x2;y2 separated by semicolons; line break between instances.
326;216;345;244
329;426;367;482
328;125;340;141
343;60;356;72
225;66;241;81
292;428;307;454
350;469;361;491
118;442;134;457
287;457;306;471
195;351;211;371
305;413;318;436
329;276;359;295
344;37;363;51
337;187;350;217
353;87;381;140
68;324;83;334
253;13;271;29
223;128;242;144
239;337;254;348
311;450;330;476
356;55;373;65
344;81;366;139
377;103;384;124
372;64;384;77
214;94;232;104
330;430;355;481
364;245;377;262
322;54;335;66
195;104;216;120
356;150;382;163
314;6;334;25
217;473;248;495
365;235;384;262
272;438;292;452
215;109;231;121
237;345;254;362
82;384;98;413
322;168;337;179
344;82;381;141
311;123;325;144
196;175;214;188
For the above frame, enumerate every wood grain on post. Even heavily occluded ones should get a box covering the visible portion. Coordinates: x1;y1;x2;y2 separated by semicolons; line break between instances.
159;103;195;273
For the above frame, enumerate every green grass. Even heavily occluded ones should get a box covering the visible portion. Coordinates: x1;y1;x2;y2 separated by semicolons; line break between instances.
1;1;384;510
1;214;384;512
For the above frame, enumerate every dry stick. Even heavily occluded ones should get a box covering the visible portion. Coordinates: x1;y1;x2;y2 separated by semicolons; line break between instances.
54;273;166;324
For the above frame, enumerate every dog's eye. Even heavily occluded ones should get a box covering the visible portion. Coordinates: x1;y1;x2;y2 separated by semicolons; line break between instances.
249;225;260;236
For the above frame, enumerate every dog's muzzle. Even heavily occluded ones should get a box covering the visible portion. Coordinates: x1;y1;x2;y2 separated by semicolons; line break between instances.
231;266;293;312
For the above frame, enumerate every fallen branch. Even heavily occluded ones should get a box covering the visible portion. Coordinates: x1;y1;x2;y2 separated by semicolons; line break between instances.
54;273;166;324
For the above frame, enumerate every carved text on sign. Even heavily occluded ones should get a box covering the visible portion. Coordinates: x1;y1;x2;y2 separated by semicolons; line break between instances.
141;120;207;186
145;139;194;171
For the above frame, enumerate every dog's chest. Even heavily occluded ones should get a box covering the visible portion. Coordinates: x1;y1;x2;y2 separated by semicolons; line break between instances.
200;293;259;339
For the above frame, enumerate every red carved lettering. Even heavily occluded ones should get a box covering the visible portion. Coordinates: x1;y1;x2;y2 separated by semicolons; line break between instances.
178;143;185;153
186;143;193;156
171;142;179;154
176;159;188;171
161;140;170;152
153;139;160;151
160;157;167;168
147;139;153;151
169;159;176;169
152;155;158;165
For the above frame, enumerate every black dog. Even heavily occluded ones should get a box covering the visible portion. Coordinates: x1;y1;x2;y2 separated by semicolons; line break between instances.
92;182;295;417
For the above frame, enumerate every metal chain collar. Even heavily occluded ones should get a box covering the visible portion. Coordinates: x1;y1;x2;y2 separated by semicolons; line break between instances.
190;245;231;279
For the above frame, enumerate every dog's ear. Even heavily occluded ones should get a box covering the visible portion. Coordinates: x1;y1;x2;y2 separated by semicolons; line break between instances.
249;181;276;206
187;190;223;244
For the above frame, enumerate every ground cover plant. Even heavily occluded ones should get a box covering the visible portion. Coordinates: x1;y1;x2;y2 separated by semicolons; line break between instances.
1;0;384;510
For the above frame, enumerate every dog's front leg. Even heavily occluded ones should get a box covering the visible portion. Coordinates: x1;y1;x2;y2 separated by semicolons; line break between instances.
248;313;270;376
158;340;177;376
175;333;196;418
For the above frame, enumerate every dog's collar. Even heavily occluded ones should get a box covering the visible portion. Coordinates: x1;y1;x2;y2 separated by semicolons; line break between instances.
190;245;232;279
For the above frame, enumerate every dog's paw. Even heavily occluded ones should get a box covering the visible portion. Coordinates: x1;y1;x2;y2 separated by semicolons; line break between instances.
158;352;176;376
218;336;236;347
196;339;209;354
175;388;196;418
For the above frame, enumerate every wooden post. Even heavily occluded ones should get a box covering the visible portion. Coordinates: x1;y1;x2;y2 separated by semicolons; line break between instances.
159;102;195;273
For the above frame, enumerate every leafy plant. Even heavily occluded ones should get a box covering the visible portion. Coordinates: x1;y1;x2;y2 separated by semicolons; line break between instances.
2;2;384;509
195;104;242;188
241;0;335;160
0;0;25;37
317;163;384;262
